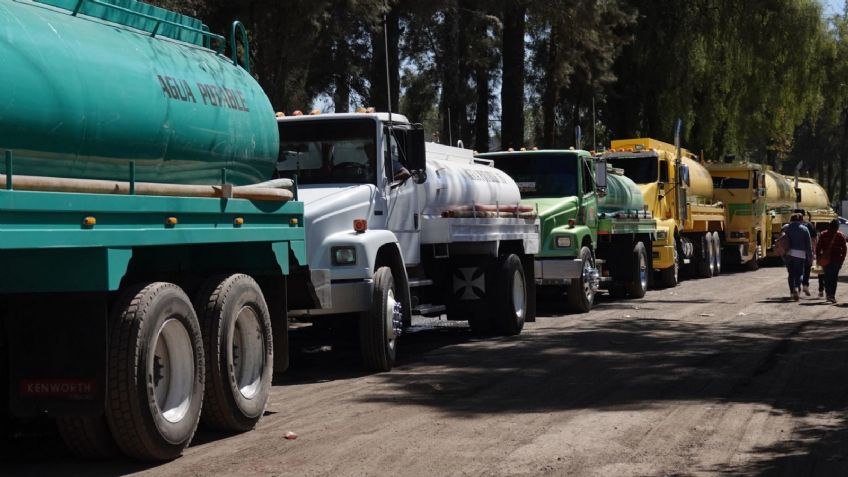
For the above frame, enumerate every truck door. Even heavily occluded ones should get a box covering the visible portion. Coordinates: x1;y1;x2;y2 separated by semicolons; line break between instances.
384;127;422;266
582;156;598;229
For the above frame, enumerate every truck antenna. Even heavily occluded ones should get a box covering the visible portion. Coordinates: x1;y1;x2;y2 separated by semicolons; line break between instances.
383;11;393;127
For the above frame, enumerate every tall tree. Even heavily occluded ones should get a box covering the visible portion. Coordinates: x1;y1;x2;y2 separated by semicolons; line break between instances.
501;1;527;149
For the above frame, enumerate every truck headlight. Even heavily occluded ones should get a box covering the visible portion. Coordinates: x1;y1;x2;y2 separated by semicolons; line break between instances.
331;246;357;265
656;230;668;241
555;236;573;248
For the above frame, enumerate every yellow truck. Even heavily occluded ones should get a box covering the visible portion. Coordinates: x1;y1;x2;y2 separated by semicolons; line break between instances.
706;162;795;269
604;137;725;287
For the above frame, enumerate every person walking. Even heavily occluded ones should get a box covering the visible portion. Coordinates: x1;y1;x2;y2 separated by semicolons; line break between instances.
783;213;813;301
797;210;818;296
815;219;847;303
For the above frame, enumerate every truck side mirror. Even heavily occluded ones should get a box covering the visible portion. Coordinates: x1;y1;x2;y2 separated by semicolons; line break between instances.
408;125;427;184
795;187;802;204
594;159;608;197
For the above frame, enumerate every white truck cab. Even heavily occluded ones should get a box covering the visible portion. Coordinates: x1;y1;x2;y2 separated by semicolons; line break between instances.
277;112;539;371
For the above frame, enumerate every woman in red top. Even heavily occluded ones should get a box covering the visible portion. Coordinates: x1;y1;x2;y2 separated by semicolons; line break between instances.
816;219;847;303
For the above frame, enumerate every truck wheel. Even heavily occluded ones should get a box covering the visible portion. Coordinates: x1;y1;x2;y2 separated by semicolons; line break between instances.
658;242;680;288
697;234;715;278
360;267;401;371
566;247;596;313
57;415;118;459
491;254;526;336
195;274;272;432
626;242;649;298
712;232;722;275
106;283;204;462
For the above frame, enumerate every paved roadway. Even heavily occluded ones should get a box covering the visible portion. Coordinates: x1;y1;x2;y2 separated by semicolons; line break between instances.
4;262;848;476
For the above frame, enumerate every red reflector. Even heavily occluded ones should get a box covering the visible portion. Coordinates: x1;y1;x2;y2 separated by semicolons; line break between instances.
353;219;368;233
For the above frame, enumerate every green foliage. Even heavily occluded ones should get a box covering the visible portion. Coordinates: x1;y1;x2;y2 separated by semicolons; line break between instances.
144;0;845;200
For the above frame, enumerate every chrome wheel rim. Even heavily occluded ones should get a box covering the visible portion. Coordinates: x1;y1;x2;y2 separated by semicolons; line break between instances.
232;306;265;400
512;269;526;319
151;318;194;424
385;288;402;351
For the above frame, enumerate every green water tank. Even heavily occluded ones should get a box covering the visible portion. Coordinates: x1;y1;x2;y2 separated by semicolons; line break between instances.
598;169;646;214
0;0;278;186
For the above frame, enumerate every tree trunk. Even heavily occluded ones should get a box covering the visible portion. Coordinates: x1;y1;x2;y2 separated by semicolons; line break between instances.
440;7;467;147
542;23;560;148
501;1;526;150
475;64;490;152
840;108;848;202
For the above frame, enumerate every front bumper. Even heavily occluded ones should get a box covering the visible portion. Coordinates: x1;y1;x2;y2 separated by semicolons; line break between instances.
535;258;583;285
290;279;373;317
651;243;675;270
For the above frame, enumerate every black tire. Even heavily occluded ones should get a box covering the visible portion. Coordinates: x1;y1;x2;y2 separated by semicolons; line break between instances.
712;232;722;275
567;247;596;313
658;241;680;288
491;254;526;336
626;242;649;298
360;267;401;371
195;274;273;432
106;283;204;462
57;415;119;459
697;234;715;278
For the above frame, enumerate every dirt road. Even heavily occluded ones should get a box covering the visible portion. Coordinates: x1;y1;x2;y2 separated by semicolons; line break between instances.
4;263;848;476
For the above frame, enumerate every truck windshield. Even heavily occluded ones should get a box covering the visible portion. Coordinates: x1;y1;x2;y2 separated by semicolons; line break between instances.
492;154;578;198
277;119;377;184
606;155;658;184
713;176;750;189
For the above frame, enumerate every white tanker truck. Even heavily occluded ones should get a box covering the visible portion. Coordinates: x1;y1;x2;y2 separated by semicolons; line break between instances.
276;113;539;371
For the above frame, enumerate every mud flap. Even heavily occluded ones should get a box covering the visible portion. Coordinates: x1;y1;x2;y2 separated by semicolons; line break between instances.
522;255;537;322
6;293;107;417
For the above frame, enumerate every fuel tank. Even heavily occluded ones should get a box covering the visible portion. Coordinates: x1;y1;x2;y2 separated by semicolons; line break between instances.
0;0;278;185
422;143;522;216
598;169;645;214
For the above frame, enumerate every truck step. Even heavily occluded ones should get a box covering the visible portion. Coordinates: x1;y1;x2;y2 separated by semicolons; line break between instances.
413;304;446;316
408;279;434;288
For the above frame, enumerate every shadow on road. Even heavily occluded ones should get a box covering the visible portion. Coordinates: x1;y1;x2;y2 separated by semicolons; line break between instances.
347;314;848;476
4;273;848;476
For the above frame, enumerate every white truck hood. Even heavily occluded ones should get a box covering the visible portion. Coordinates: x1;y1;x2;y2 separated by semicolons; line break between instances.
298;184;378;267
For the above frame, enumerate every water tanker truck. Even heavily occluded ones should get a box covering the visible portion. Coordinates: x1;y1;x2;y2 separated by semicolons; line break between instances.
706;161;798;268
477;149;656;312
0;0;310;461
275;112;539;371
604;137;725;287
788;176;838;230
